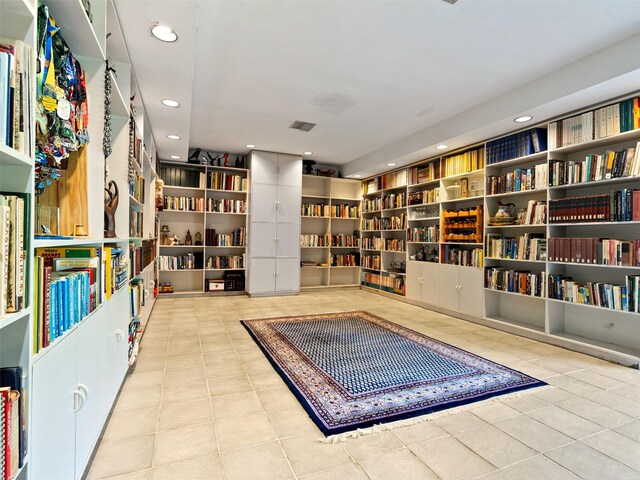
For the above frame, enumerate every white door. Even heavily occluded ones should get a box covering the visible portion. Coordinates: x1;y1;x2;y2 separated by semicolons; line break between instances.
249;223;277;257
276;185;301;224
405;261;422;302
277;154;302;187
458;267;485;317
108;287;130;398
250;151;278;185
31;330;78;480
249;258;277;294
250;183;278;223
276;223;300;259
421;262;440;306
275;258;301;293
438;264;460;312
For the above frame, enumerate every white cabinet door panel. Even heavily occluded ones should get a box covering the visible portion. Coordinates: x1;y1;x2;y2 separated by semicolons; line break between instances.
459;267;484;317
421;262;440;306
276;185;302;224
438;264;460;312
277;154;302;187
276;223;300;258
251;183;278;223
31;330;78;480
249;258;277;294
250;223;277;258
276;258;301;293
405;262;422;302
251;151;278;185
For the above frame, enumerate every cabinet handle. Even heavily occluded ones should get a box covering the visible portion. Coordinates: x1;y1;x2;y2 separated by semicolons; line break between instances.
273;272;277;277
115;329;125;344
78;383;90;401
73;389;86;413
149;280;155;287
275;272;279;277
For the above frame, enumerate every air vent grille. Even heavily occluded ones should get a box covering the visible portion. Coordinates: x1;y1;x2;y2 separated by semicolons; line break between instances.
289;120;316;132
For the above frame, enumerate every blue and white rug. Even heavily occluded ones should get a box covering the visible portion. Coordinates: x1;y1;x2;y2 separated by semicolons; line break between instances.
241;311;545;437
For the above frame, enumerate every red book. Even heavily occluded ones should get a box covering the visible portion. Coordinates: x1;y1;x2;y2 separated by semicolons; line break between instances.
570;238;578;263
43;266;52;348
632;190;640;221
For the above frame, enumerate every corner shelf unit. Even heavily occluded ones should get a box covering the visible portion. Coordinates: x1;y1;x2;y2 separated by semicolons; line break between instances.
300;176;361;289
158;161;249;295
360;96;640;366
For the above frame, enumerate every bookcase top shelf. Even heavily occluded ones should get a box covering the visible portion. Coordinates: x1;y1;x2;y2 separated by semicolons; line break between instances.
0;144;33;167
33;237;130;248
548;176;640;191
485;151;548;169
550;128;640;154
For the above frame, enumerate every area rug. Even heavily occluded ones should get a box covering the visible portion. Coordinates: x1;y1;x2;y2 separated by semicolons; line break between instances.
241;311;545;437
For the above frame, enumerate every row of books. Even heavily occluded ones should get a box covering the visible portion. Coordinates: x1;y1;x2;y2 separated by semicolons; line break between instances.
408;226;439;243
300;234;329;247
160;167;206;189
204;227;246;247
0;40;34;156
381;193;406;210
208;172;247;192
521;200;547;225
207;198;245;214
142;240;156;271
163;196;205;212
365;272;405;295
205;255;245;270
361;237;383;250
443;147;485;176
408;188;440;205
33;246;127;352
301;203;329;217
484;268;546;297
331;253;359;267
548;237;640;266
384;239;405;252
130;280;144;320
159;253;204;271
332;204;359;218
129;210;142;238
444;246;483;268
129;243;142;279
486;128;547;165
485;233;546;261
362;197;383;212
129;174;144;203
361;255;381;270
331;234;359;247
548;190;640;223
548;147;640;186
130;132;143;171
381;215;406;230
485;164;547;195
408;162;440;185
364;170;408;194
548;274;640;312
362;217;381;231
0;194;27;318
0;366;25;479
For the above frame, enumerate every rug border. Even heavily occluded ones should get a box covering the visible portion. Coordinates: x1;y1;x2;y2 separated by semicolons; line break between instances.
240;313;547;437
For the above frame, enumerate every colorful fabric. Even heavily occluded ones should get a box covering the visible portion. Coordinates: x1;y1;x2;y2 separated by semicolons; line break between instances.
242;311;545;436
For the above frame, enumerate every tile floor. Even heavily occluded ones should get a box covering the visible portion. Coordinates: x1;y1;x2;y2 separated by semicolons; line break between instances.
86;289;640;480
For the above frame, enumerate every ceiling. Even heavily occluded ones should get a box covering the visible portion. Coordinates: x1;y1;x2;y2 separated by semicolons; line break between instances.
114;0;640;177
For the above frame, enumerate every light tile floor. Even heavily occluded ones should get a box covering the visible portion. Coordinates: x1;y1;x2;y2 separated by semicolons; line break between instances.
86;290;640;480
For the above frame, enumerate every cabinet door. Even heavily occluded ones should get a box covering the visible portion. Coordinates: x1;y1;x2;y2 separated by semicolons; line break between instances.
250;183;278;223
421;262;440;306
458;267;485;317
438;264;460;312
275;258;301;293
276;154;302;187
276;185;301;224
248;258;277;294
108;287;130;399
405;261;423;301
276;223;300;259
250;223;277;257
31;330;78;480
251;151;278;185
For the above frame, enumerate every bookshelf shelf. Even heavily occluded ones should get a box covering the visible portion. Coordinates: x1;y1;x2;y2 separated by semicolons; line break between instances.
207;165;248;173
331;216;359;220
485;224;546;230
550;128;640;155
442;169;484;181
362;210;382;214
382;206;406;212
484;288;545;300
129;195;143;208
484;257;546;264
408;201;439;209
0;307;31;331
1;0;35;17
547;298;640;316
302;215;330;218
548;261;639;269
485;151;548;170
160;209;205;214
159;269;205;273
206;211;246;216
206;188;247;194
45;0;105;59
407;241;439;245
159;245;205;249
485;315;546;334
162;185;203;192
408;216;440;222
548;175;640;191
205;268;246;272
0;144;33;167
549;221;640;227
548;332;640;360
109;70;128;118
408;179;440;188
440;195;485;206
485;189;546;199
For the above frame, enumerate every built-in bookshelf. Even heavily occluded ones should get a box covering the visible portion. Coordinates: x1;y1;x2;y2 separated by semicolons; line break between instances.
300;176;361;289
360;103;640;366
158;161;249;295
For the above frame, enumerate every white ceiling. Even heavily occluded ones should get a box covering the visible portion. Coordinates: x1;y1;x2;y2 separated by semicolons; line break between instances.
115;0;640;176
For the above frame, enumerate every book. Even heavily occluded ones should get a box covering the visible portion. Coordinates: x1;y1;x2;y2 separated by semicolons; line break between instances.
0;368;24;469
0;387;19;480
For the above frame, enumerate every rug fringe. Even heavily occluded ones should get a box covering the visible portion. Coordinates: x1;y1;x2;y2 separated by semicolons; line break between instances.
322;384;553;443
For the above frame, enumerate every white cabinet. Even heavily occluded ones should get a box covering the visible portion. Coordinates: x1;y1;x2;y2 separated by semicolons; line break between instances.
439;264;484;317
406;262;441;307
248;151;302;296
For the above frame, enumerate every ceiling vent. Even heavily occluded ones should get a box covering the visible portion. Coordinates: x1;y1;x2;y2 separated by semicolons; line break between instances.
289;120;316;132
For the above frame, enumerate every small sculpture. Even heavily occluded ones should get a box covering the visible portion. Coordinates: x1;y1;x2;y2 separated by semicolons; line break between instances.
104;180;119;238
194;232;203;246
161;225;170;245
185;229;192;246
223;153;230;167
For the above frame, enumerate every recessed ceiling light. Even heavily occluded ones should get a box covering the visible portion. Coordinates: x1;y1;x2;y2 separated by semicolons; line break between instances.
387;163;397;167
162;99;180;108
514;115;533;123
167;134;181;140
170;155;180;159
246;144;255;148
353;174;362;178
151;24;177;43
303;151;313;155
436;144;448;150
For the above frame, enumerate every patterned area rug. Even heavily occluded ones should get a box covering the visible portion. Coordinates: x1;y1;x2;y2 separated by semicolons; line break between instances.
241;311;545;437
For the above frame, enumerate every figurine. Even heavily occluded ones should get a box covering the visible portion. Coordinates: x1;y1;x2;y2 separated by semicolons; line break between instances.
104;180;119;238
161;225;170;245
223;153;230;167
156;179;164;210
194;231;203;246
185;229;192;246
